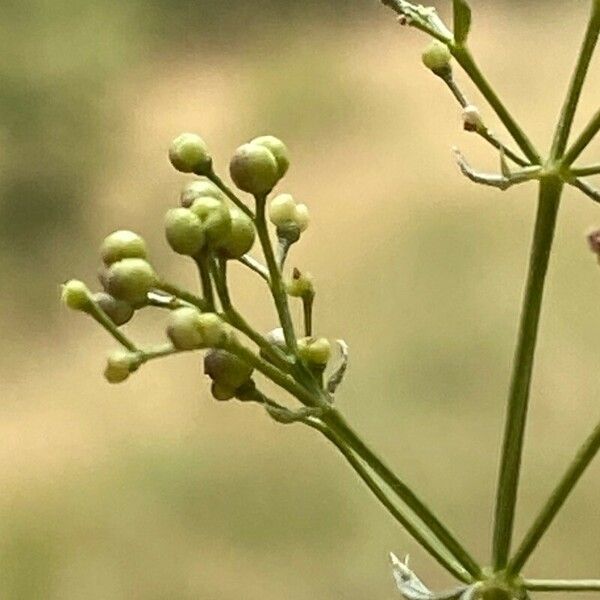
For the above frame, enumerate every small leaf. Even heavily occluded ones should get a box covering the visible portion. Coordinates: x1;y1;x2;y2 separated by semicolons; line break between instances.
453;0;472;45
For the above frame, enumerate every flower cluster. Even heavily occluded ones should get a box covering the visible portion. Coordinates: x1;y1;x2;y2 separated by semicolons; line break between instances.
62;133;344;409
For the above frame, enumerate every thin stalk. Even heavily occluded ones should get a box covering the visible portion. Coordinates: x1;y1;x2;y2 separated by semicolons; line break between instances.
156;282;207;311
563;106;600;167
210;259;292;371
254;196;298;352
523;579;600;592
570;164;600;177
323;409;482;579
550;0;600;159
507;419;600;574
451;46;541;165
85;299;138;352
238;255;271;283
195;252;215;311
492;177;562;570
439;74;528;167
307;419;472;583
207;170;254;219
302;294;314;337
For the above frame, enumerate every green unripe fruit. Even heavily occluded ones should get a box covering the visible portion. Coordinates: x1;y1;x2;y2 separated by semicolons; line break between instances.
286;269;314;298
211;382;236;402
180;178;225;208
166;306;205;350
294;203;309;232
216;208;256;259
61;279;92;312
105;258;158;307
93;292;134;326
197;312;229;347
251;135;290;179
229;143;279;196
269;194;296;227
104;349;140;384
100;230;147;266
204;349;254;389
422;40;452;75
164;208;206;256
298;336;332;367
189;196;232;245
169;133;212;175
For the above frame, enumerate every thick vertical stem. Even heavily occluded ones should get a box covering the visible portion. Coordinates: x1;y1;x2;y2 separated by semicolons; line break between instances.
492;177;563;570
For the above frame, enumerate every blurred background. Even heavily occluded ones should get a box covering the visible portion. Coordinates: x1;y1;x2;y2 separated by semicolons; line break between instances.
2;0;600;597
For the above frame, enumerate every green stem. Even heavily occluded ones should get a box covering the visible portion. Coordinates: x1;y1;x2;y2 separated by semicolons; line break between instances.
323;409;482;579
254;196;298;352
451;46;541;165
195;251;215;311
570;164;600;177
563;106;600;166
86;299;138;353
492;177;562;570
237;255;271;283
156;282;207;311
550;0;600;159
523;579;600;592
507;419;600;574
207;170;254;219
307;419;472;583
210;259;292;371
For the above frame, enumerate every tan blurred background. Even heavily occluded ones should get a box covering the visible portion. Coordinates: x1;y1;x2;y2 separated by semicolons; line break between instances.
2;0;600;598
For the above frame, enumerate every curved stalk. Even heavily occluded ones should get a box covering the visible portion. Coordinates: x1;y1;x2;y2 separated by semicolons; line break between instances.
492;177;562;570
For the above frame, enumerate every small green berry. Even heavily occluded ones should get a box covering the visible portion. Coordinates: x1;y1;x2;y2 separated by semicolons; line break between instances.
100;230;147;266
197;312;229;347
166;307;205;350
293;203;309;232
164;208;206;256
61;279;92;312
104;349;140;384
189;196;232;245
229;143;279;196
93;292;134;326
269;194;296;227
422;40;452;75
298;337;331;367
180;178;225;208
251;135;290;179
105;258;158;307
211;382;236;402
204;349;254;389
216;208;256;259
286;269;314;298
169;133;212;175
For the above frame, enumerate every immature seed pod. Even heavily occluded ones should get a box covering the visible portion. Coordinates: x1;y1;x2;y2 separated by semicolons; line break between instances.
104;349;140;384
189;196;232;245
169;133;212;175
100;230;147;266
285;269;314;298
61;279;92;312
211;382;236;402
269;194;297;227
216;208;256;259
164;208;206;256
421;40;452;75
197;312;229;348
251;135;290;179
293;203;309;232
229;143;279;196
105;258;158;307
93;292;134;326
166;306;205;350
204;349;254;389
298;337;332;367
180;178;225;208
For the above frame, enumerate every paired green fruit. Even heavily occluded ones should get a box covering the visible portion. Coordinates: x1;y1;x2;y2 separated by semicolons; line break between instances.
169;133;212;175
103;258;158;307
204;348;254;390
100;230;147;266
164;208;206;256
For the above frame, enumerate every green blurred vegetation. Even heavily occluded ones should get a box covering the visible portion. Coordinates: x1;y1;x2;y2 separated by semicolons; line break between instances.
2;0;600;598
